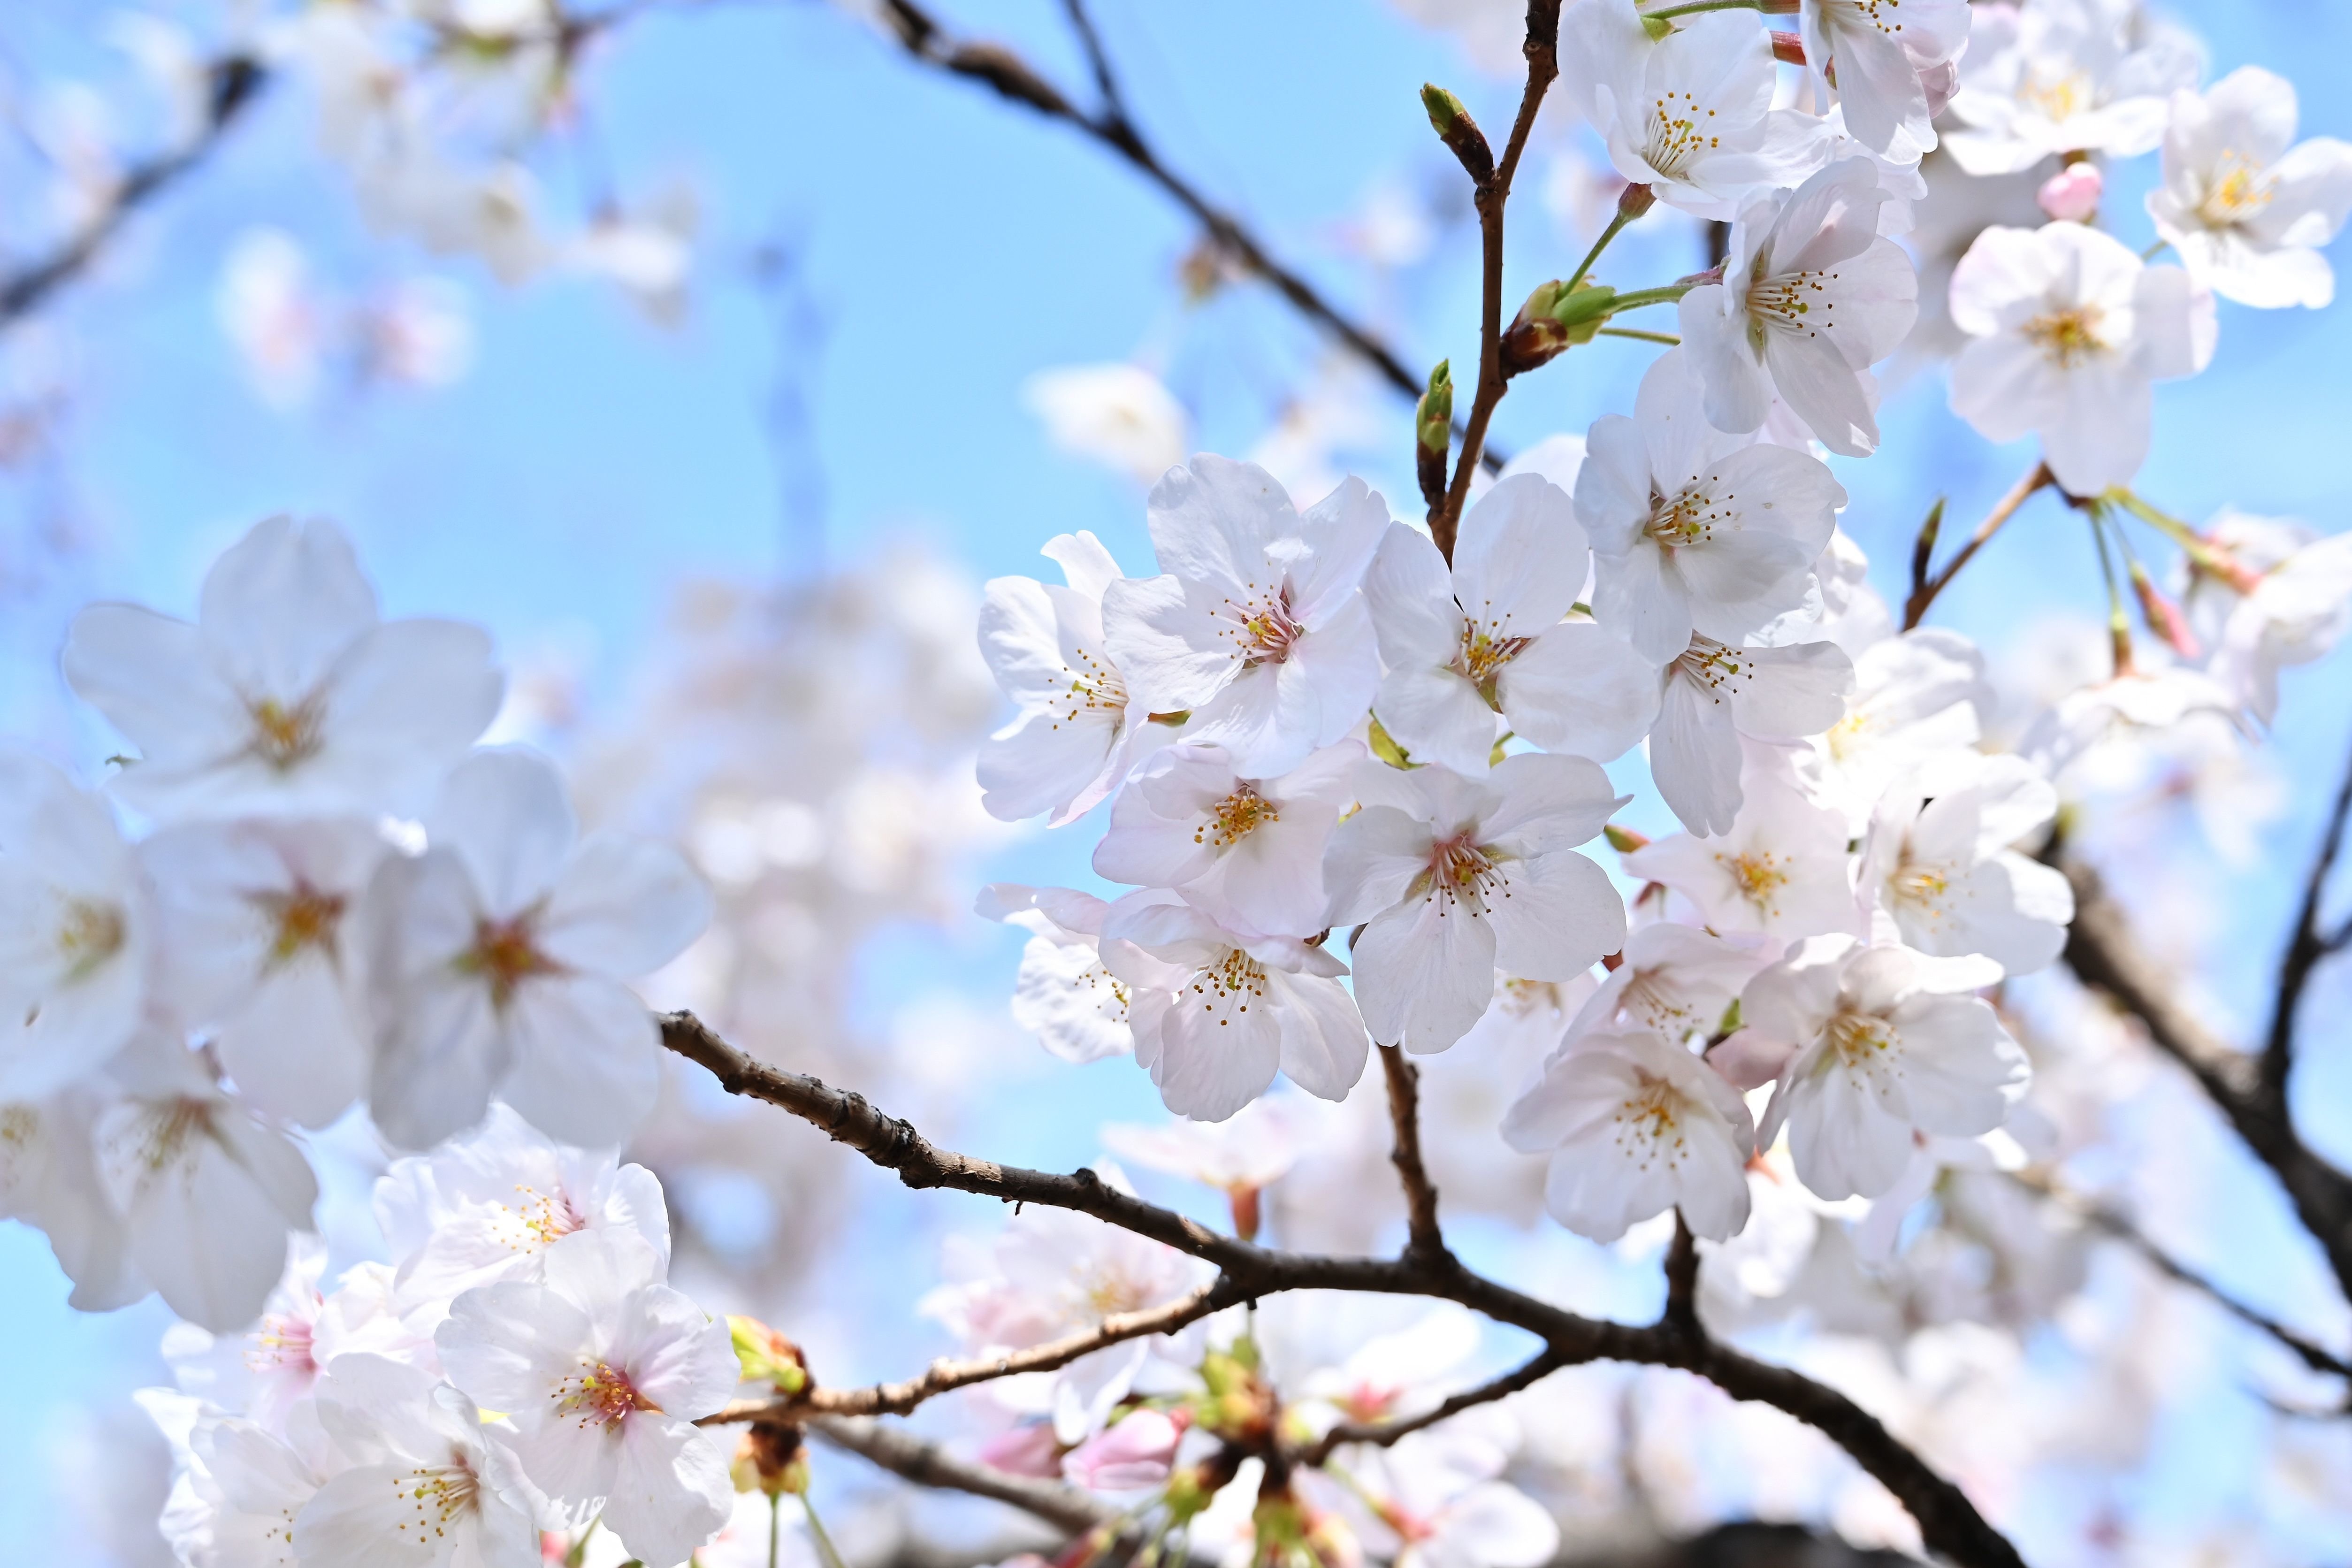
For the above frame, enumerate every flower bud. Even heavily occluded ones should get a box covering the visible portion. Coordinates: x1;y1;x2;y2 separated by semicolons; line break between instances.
729;1315;809;1395
1501;278;1617;375
732;1423;808;1497
2037;162;2103;223
1415;360;1452;511
2129;561;2201;658
1420;84;1493;181
1061;1407;1189;1492
1603;823;1650;853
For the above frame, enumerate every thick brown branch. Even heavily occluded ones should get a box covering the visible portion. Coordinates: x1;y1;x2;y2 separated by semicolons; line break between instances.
1377;1044;1447;1262
0;56;267;327
1663;1211;1702;1341
710;1282;1228;1425
658;1011;2024;1568
813;1416;1117;1536
1298;1348;1569;1466
2265;728;2352;1099
872;0;1500;470
1429;1;1560;559
1901;462;2052;630
2051;852;2352;1302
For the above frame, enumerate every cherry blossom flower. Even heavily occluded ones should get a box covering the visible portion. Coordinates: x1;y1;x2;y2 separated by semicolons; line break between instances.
1678;159;1920;458
367;747;712;1149
2203;530;2352;725
1562;2;1825;219
1100;1095;1318;1238
161;1236;330;1431
1501;1027;1754;1243
2020;656;2240;780
1799;0;1971;161
1093;742;1360;937
1942;0;2201;176
1858;751;2074;975
1649;637;1855;837
1063;1407;1188;1493
0;1083;144;1312
93;1033;320;1332
1809;628;1992;830
1103;456;1386;778
977;532;1162;826
1100;895;1369;1121
297;1353;541;1568
61;515;502;822
1623;757;1857;942
141;817;385;1129
0;750;150;1097
1327;1421;1559;1568
151;1403;331;1568
979;884;1135;1064
1947;222;2215;496
1742;937;2029;1200
1278;1300;1482;1433
1564;922;1761;1047
2147;68;2352;310
1578;351;1847;666
374;1102;672;1310
435;1230;736;1567
1023;363;1190;486
1363;478;1659;774
1326;755;1626;1055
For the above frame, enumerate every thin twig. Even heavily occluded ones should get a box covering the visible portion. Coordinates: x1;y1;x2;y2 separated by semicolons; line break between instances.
1376;1044;1448;1263
2263;727;2352;1100
657;1010;2027;1568
1298;1348;1570;1466
873;0;1503;472
0;56;267;327
709;1283;1228;1425
2009;1170;2352;1381
1901;461;2053;630
813;1416;1117;1536
1430;0;1562;560
1056;0;1123;115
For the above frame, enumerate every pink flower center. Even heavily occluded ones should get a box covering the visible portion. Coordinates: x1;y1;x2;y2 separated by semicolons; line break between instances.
1223;586;1305;667
555;1361;661;1429
245;1311;318;1377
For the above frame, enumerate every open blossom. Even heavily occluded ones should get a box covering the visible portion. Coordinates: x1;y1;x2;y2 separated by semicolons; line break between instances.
1101;1095;1317;1204
1799;0;1971;161
1093;742;1359;937
2202;529;2352;725
1679;159;1920;457
1859;751;2074;975
297;1353;541;1568
1565;922;1760;1047
1501;1027;1754;1243
435;1230;737;1567
1561;2;1824;218
1742;937;2029;1200
367;747;712;1150
980;884;1135;1064
0;750;149;1097
1577;352;1846;666
2148;67;2352;309
1947;222;2215;496
1649;637;1855;837
1810;628;1992;830
1624;754;1857;942
162;1237;331;1431
374;1103;672;1309
94;1033;320;1332
151;1400;333;1568
61;515;502;822
0;1085;143;1313
142;817;384;1129
1100;896;1369;1121
1363;477;1659;775
1326;1422;1559;1568
1326;755;1626;1055
977;532;1161;826
1103;456;1385;778
1942;0;2201;176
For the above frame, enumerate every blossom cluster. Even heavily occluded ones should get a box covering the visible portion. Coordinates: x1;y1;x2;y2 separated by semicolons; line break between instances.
0;515;708;1332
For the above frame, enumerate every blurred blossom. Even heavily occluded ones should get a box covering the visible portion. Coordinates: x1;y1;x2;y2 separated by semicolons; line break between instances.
1022;362;1189;487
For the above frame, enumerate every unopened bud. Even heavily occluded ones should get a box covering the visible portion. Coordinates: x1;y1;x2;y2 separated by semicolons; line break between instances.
1603;823;1649;854
732;1423;808;1497
1420;84;1494;181
1415;361;1452;512
729;1316;809;1395
1501;278;1618;375
1229;1183;1262;1243
2037;162;2103;223
2129;561;2200;658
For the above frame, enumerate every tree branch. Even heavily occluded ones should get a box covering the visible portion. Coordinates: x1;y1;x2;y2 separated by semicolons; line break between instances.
1429;0;1561;560
657;1011;2025;1568
870;0;1504;473
2049;850;2352;1304
1901;462;2051;631
711;1282;1229;1425
1376;1044;1448;1263
0;55;267;328
1297;1348;1570;1466
1662;1211;1702;1342
2263;727;2352;1101
813;1416;1118;1536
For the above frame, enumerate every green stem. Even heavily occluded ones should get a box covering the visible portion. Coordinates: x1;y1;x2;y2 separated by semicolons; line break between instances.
1641;0;1765;18
802;1494;850;1568
2087;505;2134;674
1601;284;1692;315
1597;326;1680;345
769;1493;781;1568
1565;207;1637;292
2111;490;2249;582
2141;237;2172;261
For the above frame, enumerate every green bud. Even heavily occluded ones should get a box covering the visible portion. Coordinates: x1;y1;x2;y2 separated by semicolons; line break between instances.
1602;823;1650;854
1420;83;1465;136
729;1316;809;1395
1415;360;1453;455
1716;997;1743;1036
1419;83;1494;180
1641;13;1673;39
1367;714;1416;770
1549;280;1619;334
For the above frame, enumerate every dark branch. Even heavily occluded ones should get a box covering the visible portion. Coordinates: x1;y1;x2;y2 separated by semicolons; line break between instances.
2264;727;2352;1100
813;1416;1117;1536
871;0;1504;472
1377;1044;1448;1263
0;56;268;328
658;1010;2025;1568
1663;1211;1702;1342
1298;1348;1569;1466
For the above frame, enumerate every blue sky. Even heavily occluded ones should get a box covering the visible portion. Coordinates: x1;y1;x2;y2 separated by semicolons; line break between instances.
7;0;2352;1556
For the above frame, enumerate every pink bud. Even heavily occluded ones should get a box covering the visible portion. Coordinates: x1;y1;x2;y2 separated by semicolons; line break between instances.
1061;1408;1188;1492
2037;163;2104;223
978;1423;1066;1478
